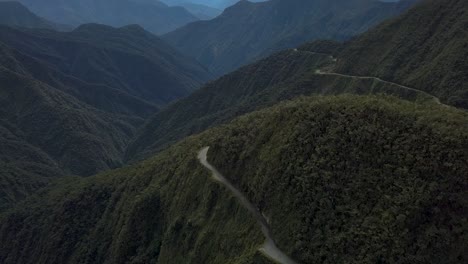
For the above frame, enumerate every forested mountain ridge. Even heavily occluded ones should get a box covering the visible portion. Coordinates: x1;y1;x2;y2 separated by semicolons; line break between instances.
1;95;467;263
127;0;467;162
163;0;417;75
126;45;439;162
8;0;198;34
0;61;140;211
336;0;468;108
0;24;211;211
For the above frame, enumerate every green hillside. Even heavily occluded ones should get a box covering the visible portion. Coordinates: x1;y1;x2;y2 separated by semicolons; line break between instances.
1;95;466;263
336;0;468;108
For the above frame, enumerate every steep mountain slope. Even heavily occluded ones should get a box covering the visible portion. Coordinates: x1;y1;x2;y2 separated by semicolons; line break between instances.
126;47;438;161
0;1;67;30
0;61;141;211
12;0;198;34
0;24;210;211
1;95;467;263
336;0;468;108
163;0;416;75
0;114;64;212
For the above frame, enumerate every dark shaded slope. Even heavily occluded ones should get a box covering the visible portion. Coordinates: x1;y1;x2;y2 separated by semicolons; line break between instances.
336;0;468;108
163;0;416;75
1;95;467;263
0;119;63;212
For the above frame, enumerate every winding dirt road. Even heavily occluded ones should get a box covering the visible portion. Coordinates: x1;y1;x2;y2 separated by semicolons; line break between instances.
314;69;442;105
293;49;444;106
198;147;298;264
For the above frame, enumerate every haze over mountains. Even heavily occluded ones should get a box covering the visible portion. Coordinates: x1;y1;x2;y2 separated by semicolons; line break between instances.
0;1;68;30
164;0;417;75
5;0;199;34
0;0;467;263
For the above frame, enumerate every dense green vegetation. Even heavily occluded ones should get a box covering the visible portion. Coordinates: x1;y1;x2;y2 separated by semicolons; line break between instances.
2;95;467;263
0;131;266;264
127;48;439;162
163;0;416;75
336;0;468;108
209;96;468;263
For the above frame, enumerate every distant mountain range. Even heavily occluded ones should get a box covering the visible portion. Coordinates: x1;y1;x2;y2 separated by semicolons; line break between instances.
5;0;198;34
0;23;211;210
0;1;69;30
162;0;265;9
163;0;417;75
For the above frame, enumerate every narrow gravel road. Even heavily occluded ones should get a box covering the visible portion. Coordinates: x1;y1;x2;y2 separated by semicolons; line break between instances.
293;49;444;106
315;69;442;105
198;147;298;264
